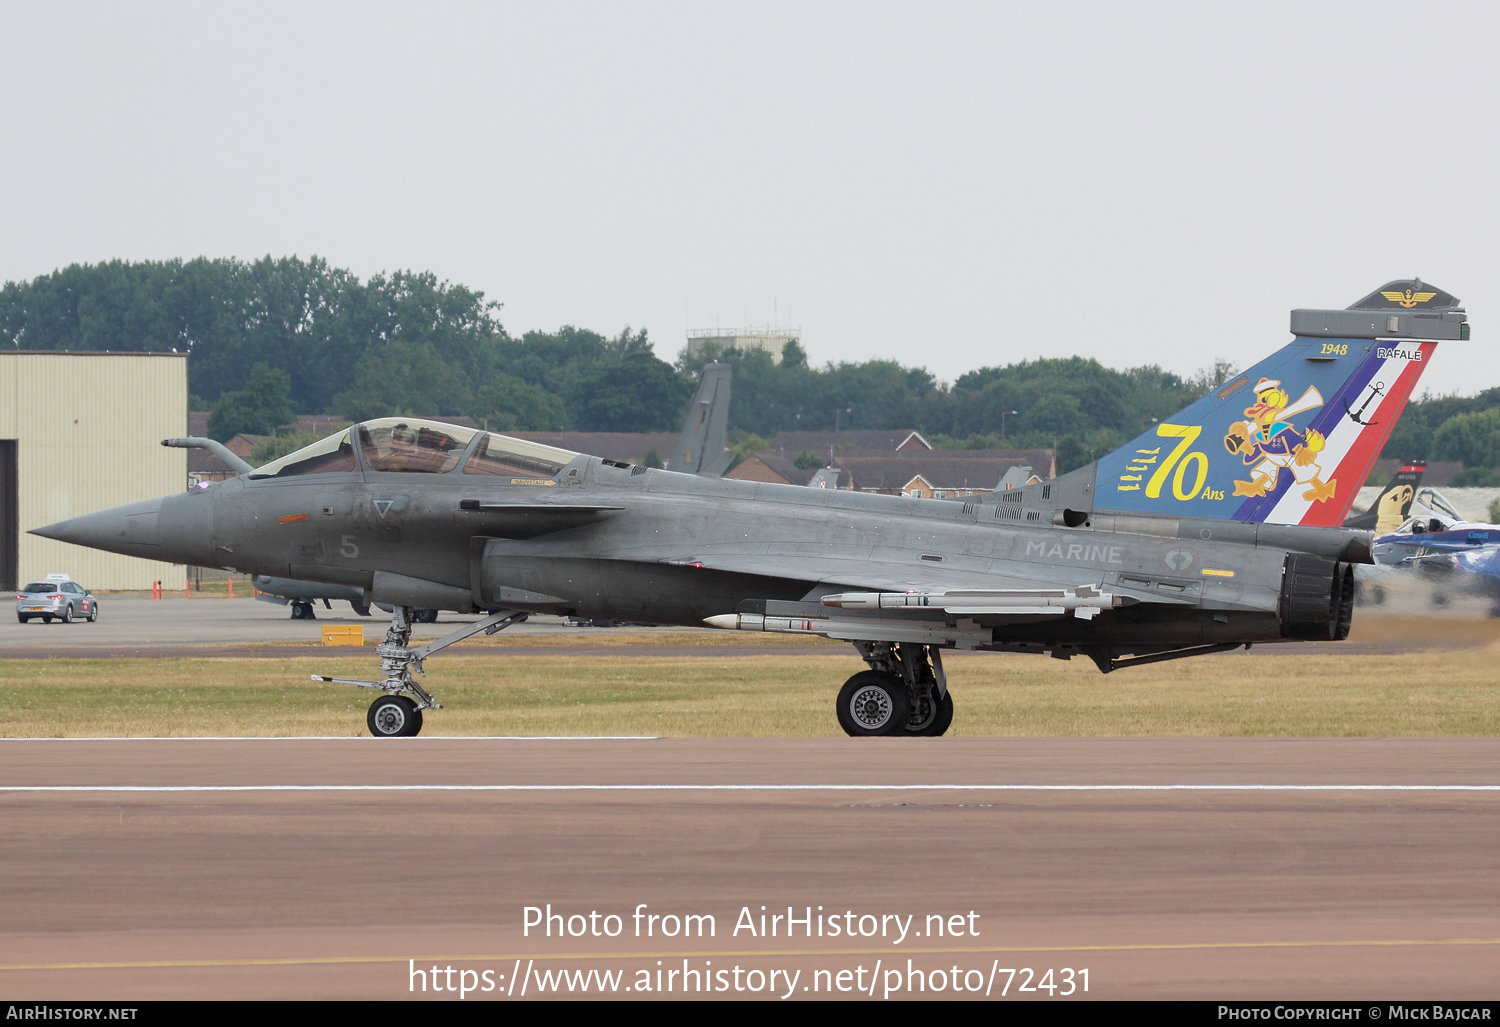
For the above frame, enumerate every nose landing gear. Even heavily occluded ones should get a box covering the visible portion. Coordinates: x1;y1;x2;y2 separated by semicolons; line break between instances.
314;605;528;737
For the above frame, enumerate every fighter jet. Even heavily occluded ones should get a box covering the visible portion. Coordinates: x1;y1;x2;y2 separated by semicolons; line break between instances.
166;361;737;621
1362;486;1500;614
33;281;1466;738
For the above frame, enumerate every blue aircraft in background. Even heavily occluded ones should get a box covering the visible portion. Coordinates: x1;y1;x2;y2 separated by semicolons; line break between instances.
1367;486;1500;614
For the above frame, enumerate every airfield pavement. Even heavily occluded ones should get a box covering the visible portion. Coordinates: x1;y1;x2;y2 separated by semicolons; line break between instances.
1;737;1499;1000
4;596;1500;1000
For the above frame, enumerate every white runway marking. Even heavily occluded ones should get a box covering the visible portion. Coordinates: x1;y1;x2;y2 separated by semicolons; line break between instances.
1;783;1498;793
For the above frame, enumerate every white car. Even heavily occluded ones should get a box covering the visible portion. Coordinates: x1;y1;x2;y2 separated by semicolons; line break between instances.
15;576;99;624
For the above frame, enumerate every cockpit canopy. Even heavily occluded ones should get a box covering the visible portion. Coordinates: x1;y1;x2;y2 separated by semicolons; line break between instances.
247;417;578;479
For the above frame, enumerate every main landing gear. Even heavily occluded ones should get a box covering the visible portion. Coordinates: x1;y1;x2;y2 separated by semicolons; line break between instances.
837;641;954;738
313;605;528;737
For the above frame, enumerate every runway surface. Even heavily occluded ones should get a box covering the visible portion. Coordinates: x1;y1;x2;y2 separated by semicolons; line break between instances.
2;737;1498;999
0;596;640;651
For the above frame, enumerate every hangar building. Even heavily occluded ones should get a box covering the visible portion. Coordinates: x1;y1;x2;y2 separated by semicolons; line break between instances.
0;352;187;591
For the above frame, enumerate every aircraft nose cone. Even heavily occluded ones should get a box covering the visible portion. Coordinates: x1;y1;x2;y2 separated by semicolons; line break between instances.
31;491;215;567
31;497;163;550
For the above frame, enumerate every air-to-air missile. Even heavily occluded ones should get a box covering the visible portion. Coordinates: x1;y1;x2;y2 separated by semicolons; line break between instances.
33;283;1467;737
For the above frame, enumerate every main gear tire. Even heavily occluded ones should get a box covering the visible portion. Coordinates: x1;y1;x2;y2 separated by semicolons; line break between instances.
367;695;423;737
87;602;98;622
836;671;910;737
60;604;73;624
904;690;954;737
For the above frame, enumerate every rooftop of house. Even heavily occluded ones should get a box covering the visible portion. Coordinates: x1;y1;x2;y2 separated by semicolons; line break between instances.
508;431;682;464
761;429;932;458
835;453;1050;492
724;454;852;488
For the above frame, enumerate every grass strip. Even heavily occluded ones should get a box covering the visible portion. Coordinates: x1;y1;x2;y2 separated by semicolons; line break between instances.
2;643;1499;738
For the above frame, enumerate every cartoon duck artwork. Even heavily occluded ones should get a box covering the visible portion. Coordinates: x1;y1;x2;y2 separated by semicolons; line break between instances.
1222;378;1337;503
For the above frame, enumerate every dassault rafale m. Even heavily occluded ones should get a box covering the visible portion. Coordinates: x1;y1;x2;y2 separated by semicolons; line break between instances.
33;282;1467;737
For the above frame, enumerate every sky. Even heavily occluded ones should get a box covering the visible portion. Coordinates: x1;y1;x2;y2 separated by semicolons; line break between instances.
1;1;1496;396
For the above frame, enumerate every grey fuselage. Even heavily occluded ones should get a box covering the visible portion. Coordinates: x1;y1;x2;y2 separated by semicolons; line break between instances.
39;445;1370;661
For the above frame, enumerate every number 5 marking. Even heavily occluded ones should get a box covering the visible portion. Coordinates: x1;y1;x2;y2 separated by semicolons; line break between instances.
1145;423;1203;498
340;535;360;559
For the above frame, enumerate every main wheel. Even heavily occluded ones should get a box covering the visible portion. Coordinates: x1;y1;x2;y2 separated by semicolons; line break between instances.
17;615;28;623
904;690;954;737
60;604;73;624
367;695;423;737
415;609;439;624
836;671;911;737
87;601;98;622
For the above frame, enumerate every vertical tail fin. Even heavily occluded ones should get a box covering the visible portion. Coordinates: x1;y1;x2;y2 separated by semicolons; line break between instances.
1094;280;1465;526
1343;463;1424;531
666;362;733;476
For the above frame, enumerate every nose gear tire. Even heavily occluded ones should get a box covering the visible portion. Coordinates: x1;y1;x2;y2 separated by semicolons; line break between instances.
836;671;910;737
367;695;423;737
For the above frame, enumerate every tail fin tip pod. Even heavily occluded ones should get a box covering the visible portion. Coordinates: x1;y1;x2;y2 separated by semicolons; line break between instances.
1093;280;1465;527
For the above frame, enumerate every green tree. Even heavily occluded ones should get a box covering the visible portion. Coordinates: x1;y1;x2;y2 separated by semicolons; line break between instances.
0;256;508;414
330;340;469;422
793;450;825;470
469;372;571;432
561;330;691;432
1381;405;1433;462
250;430;323;465
1433;409;1500;470
1450;467;1500;487
207;362;297;440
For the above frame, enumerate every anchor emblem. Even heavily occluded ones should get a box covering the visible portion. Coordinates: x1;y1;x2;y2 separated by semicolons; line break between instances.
1343;381;1384;426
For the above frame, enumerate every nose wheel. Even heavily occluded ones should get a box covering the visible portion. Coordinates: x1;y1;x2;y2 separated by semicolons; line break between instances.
314;606;528;737
367;695;422;737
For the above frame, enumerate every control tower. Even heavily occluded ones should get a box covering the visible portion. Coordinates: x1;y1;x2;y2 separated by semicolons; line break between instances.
685;326;801;365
